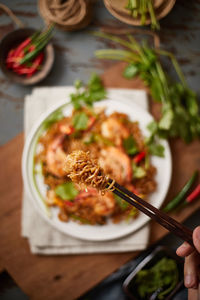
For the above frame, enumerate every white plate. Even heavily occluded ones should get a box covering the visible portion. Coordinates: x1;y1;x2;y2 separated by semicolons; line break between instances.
22;97;172;241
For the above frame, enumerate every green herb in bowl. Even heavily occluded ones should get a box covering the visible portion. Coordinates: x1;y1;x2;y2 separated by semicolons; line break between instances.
135;257;179;299
123;246;183;300
126;0;160;30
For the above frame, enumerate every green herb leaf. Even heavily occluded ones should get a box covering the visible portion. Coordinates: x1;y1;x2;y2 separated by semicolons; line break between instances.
126;207;138;221
150;78;163;102
74;79;82;89
70;214;91;224
123;63;139;79
94;133;114;146
70;73;106;110
83;133;95;145
148;143;165;157
132;162;146;179
159;108;174;130
55;182;78;201
72;112;89;130
114;194;129;211
123;136;138;155
147;120;157;132
88;73;103;91
42;109;64;130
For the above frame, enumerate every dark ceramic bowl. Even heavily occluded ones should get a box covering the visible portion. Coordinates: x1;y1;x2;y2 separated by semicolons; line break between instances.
123;246;184;300
0;28;54;85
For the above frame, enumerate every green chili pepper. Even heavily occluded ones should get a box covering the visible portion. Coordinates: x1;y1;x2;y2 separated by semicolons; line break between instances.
163;171;198;212
19;25;54;65
19;37;51;65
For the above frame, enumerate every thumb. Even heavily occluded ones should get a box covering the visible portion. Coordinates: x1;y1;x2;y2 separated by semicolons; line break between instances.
193;226;200;253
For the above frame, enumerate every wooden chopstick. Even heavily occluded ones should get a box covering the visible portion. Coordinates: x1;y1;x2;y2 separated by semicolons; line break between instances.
109;180;194;247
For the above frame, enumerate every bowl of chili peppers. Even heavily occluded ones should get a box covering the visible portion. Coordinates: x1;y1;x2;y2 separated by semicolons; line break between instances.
0;26;54;85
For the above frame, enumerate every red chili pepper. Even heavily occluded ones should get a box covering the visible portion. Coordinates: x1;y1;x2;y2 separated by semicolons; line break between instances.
87;116;96;130
75;188;97;201
185;184;200;203
127;184;139;195
6;49;15;68
15;67;33;75
6;29;51;77
28;44;36;52
64;201;74;207
59;124;74;135
133;151;146;164
132;187;139;195
31;52;44;67
14;37;31;57
25;52;44;77
12;59;25;70
7;50;25;70
88;116;96;127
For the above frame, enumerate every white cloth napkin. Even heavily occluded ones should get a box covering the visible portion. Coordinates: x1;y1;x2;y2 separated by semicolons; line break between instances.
22;87;150;254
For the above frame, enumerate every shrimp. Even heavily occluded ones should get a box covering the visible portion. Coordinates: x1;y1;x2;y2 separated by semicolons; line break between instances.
46;134;67;178
46;190;57;206
98;147;132;185
94;193;115;216
101;117;129;146
76;188;115;217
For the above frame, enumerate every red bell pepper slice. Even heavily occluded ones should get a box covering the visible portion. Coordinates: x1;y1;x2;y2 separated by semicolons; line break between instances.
59;124;74;135
133;151;146;164
87;116;96;130
64;200;74;207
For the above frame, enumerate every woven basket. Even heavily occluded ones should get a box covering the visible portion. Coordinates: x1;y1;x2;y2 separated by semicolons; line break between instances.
38;0;93;31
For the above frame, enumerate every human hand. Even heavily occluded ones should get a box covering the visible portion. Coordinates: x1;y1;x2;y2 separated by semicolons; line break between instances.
176;226;200;299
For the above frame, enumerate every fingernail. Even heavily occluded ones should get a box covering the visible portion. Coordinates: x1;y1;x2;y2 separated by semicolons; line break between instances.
181;243;188;249
196;227;200;241
185;275;193;287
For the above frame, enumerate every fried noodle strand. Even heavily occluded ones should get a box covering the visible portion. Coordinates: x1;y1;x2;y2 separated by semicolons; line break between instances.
65;150;115;194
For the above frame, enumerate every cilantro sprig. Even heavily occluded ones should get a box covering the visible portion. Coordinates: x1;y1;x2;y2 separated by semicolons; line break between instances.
123;136;138;155
42;108;64;130
40;74;106;132
94;32;200;154
70;73;107;110
72;112;89;130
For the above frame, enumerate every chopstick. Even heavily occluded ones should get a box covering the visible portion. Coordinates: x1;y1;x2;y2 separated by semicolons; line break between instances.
109;179;194;247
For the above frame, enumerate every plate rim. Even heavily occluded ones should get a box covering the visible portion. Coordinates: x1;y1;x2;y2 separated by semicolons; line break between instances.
22;97;172;241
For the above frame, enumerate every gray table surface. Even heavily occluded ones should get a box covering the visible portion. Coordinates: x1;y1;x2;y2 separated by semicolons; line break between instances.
0;0;200;145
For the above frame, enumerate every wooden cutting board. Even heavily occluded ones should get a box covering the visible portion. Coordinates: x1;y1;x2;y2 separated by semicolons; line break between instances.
0;62;200;300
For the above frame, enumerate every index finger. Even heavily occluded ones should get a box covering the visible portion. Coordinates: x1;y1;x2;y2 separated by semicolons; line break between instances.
176;242;194;257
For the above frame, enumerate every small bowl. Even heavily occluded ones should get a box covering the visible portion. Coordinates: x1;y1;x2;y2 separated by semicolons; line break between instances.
104;0;176;27
0;28;54;85
123;246;183;300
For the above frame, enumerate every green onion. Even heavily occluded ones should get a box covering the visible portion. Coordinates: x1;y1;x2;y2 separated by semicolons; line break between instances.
125;0;160;30
19;25;54;65
163;171;198;212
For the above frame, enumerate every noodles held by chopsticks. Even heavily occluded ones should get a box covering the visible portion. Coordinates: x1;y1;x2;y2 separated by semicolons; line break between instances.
64;150;115;194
